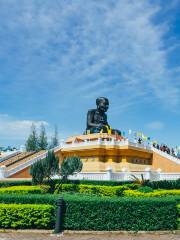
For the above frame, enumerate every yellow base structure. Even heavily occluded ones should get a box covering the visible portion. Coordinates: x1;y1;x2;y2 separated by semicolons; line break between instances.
1;133;179;179
55;133;170;173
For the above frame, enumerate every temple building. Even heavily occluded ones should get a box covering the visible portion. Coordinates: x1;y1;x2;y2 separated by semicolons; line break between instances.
0;132;179;180
0;97;179;180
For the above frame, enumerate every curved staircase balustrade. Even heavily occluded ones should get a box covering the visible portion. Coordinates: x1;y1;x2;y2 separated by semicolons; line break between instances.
6;151;36;167
6;145;63;177
0;151;21;164
152;147;180;164
0;152;35;167
6;150;47;177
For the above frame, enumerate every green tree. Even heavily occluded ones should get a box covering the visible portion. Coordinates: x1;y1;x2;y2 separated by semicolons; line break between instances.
55;156;83;192
60;156;83;181
29;160;44;185
26;123;39;151
42;150;59;181
38;124;48;150
29;150;59;191
50;125;59;148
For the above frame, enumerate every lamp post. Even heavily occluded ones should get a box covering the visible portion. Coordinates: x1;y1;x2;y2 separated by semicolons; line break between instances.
54;196;64;234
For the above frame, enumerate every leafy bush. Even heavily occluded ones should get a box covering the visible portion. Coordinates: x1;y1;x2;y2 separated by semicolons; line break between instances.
124;183;140;190
0;180;32;188
60;179;134;186
0;186;49;194
0;193;59;205
63;195;178;230
0;193;178;230
30;151;59;193
55;184;129;196
137;186;154;193
144;179;180;190
78;185;127;197
177;204;180;230
0;179;179;189
0;204;54;229
124;189;180;197
60;156;83;181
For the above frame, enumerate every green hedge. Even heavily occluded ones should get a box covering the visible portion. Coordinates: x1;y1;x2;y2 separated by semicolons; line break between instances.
64;179;134;186
63;195;178;230
55;183;138;196
124;190;180;197
0;204;54;229
0;193;59;205
144;179;180;190
0;180;32;188
0;186;49;194
55;179;180;189
0;179;179;189
177;204;180;230
0;193;179;230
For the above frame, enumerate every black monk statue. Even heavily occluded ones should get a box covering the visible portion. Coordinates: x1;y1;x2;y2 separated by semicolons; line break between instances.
85;97;121;135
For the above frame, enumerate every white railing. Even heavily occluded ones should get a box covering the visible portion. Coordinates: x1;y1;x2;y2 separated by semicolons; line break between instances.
69;172;107;181
6;151;48;177
5;145;63;178
67;169;180;181
159;173;180;181
60;139;152;151
0;150;21;163
152;147;180;164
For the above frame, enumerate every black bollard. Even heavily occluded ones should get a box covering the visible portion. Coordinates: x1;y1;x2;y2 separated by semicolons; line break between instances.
54;196;64;234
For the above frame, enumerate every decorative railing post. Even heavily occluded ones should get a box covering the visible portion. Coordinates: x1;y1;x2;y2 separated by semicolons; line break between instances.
54;196;64;234
106;166;112;180
0;166;6;178
121;167;128;181
144;167;151;180
98;137;102;144
156;168;162;181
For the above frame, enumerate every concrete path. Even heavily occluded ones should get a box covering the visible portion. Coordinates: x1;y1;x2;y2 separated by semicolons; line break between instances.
0;232;179;240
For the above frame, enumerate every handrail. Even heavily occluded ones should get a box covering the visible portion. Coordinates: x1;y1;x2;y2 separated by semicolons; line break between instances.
6;146;63;177
152;147;180;164
60;139;152;151
6;151;48;177
0;151;21;163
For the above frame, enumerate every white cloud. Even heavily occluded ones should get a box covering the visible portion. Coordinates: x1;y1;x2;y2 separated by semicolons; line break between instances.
146;121;164;130
0;0;179;113
0;114;49;142
0;0;179;146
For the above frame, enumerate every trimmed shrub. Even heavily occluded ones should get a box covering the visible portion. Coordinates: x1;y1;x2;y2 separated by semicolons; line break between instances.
78;185;127;197
124;189;180;197
0;193;59;205
0;186;49;194
0;204;54;229
124;183;140;190
0;193;179;230
64;179;180;189
0;179;179;189
55;184;129;196
0;180;32;188
61;183;80;192
63;195;178;230
54;179;134;186
177;204;180;230
144;179;180;190
138;186;154;193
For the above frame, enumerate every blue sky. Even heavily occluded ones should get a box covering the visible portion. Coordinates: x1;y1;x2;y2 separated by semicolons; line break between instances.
0;0;179;148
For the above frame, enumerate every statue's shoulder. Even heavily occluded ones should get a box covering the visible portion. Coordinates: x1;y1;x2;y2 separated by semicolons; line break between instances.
87;109;96;115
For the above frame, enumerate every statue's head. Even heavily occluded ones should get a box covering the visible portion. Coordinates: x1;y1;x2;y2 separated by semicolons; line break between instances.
96;97;109;112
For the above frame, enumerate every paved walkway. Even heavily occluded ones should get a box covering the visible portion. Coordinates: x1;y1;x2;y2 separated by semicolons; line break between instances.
0;232;179;240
